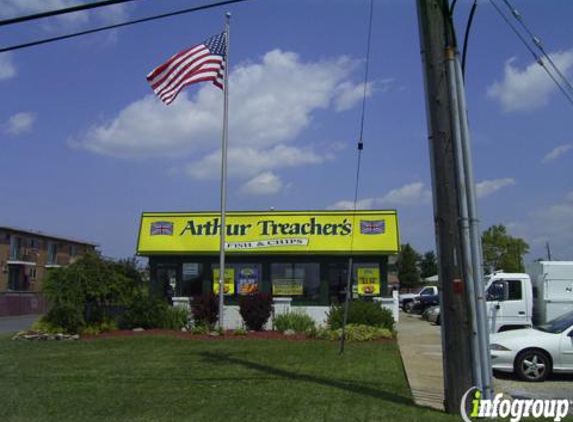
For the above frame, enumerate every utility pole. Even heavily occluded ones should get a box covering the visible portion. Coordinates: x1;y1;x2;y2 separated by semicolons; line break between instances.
416;0;474;413
546;241;552;261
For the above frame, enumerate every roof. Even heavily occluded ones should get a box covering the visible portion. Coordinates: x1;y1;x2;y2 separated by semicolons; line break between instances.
0;225;98;247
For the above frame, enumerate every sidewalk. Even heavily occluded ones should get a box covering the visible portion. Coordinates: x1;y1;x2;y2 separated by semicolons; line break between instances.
397;312;444;410
0;314;41;333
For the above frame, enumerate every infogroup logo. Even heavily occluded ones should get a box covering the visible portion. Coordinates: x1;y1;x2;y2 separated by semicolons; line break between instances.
460;387;570;422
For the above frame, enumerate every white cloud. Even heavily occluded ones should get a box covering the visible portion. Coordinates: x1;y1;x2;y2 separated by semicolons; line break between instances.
542;144;572;163
475;178;516;198
0;53;16;81
0;0;130;28
185;145;334;180
487;49;573;112
4;112;36;135
334;81;372;112
327;182;432;210
76;50;365;160
239;172;282;196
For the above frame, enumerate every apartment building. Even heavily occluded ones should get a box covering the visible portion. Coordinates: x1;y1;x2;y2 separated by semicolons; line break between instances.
0;226;97;293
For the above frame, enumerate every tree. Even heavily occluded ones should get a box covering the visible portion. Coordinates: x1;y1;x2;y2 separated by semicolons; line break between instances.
481;225;530;273
420;250;438;279
397;243;421;289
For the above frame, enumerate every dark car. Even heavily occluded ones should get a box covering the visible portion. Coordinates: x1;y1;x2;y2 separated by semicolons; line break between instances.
409;294;439;314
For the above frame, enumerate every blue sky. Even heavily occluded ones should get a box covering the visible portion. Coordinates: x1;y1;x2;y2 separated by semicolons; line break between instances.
1;0;572;262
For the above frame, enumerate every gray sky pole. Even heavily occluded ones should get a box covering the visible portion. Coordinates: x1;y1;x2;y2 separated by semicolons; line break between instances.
453;55;493;399
445;46;482;391
218;12;231;329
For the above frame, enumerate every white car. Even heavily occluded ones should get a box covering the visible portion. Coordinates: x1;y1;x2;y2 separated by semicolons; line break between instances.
490;310;573;382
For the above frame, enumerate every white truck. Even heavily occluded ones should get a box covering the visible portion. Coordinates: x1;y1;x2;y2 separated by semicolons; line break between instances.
485;261;573;333
399;285;438;310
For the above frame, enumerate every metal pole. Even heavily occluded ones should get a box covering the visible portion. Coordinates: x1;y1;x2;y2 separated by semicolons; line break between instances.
453;55;493;398
218;12;231;330
446;46;482;390
339;256;353;354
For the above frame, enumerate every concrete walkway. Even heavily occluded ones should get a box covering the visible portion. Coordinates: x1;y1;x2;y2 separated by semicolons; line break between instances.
397;312;444;410
0;314;41;333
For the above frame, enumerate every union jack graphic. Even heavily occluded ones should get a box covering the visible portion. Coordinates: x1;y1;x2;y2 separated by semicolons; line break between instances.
360;220;385;235
150;221;174;236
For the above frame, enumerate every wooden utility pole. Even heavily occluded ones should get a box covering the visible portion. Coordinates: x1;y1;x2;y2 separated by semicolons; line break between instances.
416;0;474;413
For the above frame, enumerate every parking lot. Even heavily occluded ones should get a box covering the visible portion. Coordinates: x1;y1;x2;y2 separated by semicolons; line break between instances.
397;312;573;409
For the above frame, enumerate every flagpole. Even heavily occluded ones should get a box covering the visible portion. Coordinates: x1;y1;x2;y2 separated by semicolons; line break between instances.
218;12;231;330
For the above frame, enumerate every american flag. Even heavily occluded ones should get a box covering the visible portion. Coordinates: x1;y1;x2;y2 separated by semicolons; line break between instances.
360;220;385;235
146;32;226;105
150;221;174;236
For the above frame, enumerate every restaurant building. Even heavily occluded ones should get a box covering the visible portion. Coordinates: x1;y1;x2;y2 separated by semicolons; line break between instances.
137;210;400;326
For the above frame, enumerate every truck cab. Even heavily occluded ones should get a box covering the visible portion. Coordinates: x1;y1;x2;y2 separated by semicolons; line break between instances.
485;272;533;333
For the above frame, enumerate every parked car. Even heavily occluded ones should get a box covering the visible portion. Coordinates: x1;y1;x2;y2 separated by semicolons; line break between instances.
408;294;439;314
425;305;441;325
490;310;573;382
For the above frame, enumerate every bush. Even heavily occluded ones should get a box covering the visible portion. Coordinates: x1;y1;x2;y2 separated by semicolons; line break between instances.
119;297;170;329
274;312;315;333
234;328;248;336
327;301;395;331
31;318;66;334
191;295;219;328
161;306;189;330
190;324;210;335
43;304;85;334
239;293;272;331
81;321;118;336
314;324;394;342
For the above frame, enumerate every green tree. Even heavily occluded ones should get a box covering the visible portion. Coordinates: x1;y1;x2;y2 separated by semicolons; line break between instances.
397;243;421;289
481;225;530;273
420;250;438;279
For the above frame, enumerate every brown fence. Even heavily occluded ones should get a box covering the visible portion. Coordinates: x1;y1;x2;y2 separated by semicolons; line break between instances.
0;292;48;317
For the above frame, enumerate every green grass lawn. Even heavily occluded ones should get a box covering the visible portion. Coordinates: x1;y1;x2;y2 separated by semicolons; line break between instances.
0;334;457;422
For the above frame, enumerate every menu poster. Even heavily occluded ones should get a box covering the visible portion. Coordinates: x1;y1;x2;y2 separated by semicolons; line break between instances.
238;267;259;295
213;268;235;295
357;267;380;296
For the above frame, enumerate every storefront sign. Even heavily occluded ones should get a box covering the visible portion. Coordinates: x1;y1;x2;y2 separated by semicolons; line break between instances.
137;210;399;255
272;279;304;296
357;267;380;296
238;266;259;295
212;268;235;295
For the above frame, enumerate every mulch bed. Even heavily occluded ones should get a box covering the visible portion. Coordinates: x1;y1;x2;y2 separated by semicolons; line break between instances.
81;329;396;343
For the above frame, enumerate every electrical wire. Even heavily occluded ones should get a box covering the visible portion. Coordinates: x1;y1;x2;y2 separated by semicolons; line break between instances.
339;0;374;356
0;0;146;27
0;0;256;54
499;0;573;96
488;0;573;107
461;0;478;78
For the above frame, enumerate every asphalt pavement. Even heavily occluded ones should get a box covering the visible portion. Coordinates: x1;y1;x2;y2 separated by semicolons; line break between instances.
0;314;41;333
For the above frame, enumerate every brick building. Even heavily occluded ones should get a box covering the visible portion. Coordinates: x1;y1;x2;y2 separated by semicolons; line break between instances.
0;226;97;293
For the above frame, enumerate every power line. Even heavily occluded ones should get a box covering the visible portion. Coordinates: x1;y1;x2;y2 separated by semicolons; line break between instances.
499;0;573;96
0;0;256;54
0;0;146;28
488;0;573;108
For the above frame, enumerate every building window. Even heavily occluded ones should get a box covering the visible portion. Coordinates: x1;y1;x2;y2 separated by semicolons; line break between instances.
69;245;77;258
271;263;320;301
47;242;57;264
353;263;381;297
211;264;262;297
29;267;37;283
9;236;21;260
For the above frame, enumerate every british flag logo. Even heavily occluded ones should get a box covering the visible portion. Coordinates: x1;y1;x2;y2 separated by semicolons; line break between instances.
150;221;174;236
360;220;385;235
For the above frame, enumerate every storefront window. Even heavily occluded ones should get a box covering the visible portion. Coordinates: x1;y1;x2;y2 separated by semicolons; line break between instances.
353;263;381;297
181;263;203;296
212;264;262;296
271;263;320;301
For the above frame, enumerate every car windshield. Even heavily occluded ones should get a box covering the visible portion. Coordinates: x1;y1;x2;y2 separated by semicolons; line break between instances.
536;311;573;334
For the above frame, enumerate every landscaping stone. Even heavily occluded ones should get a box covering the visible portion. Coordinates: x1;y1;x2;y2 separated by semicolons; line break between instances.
132;328;145;332
283;329;296;336
11;331;80;341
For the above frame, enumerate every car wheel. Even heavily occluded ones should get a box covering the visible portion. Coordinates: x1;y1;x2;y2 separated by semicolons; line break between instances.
515;349;551;382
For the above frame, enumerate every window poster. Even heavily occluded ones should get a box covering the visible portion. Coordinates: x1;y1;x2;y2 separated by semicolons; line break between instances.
238;266;259;295
357;267;380;296
272;279;304;296
213;268;235;295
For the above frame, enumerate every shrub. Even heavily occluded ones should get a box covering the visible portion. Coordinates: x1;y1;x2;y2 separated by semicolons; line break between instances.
234;328;248;336
327;301;395;331
190;295;219;328
314;324;394;342
81;321;118;336
190;324;210;335
31;318;66;334
160;306;189;330
119;297;169;329
274;312;315;333
239;293;272;331
43;304;85;334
